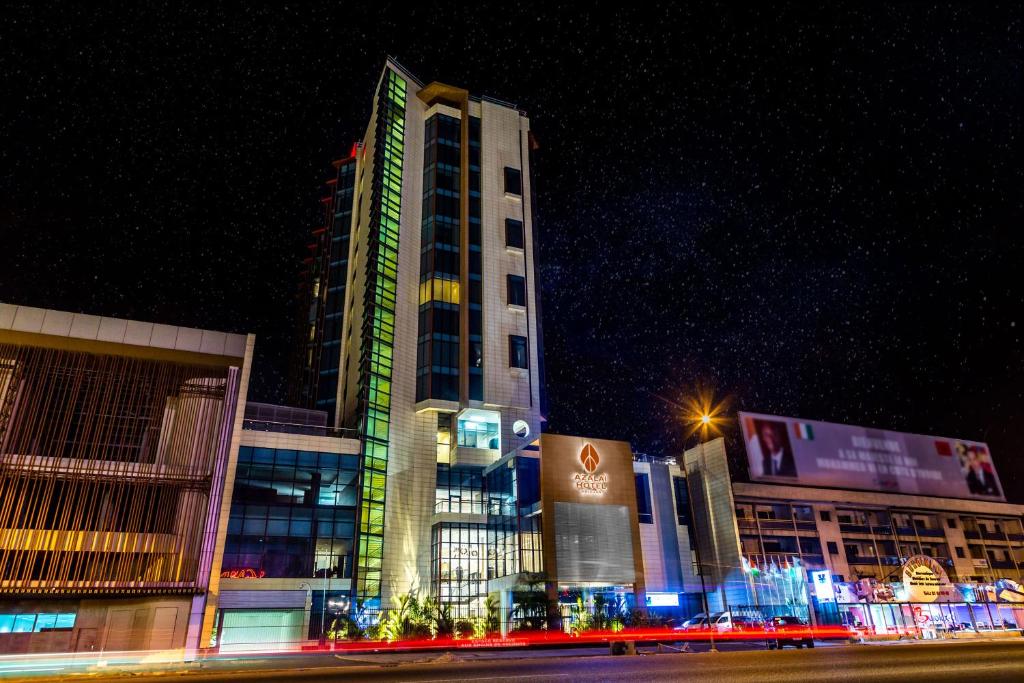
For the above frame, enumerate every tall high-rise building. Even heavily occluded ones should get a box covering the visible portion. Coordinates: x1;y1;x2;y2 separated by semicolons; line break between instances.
291;59;544;612
289;147;358;425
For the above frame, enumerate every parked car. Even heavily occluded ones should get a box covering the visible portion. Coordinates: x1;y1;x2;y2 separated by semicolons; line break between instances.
729;615;765;632
675;612;765;633
765;616;815;649
674;613;714;631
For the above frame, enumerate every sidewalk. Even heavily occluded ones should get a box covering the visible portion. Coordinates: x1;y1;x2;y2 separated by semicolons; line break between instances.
851;630;1023;645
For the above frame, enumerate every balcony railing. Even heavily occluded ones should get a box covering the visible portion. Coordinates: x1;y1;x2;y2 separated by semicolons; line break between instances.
847;555;904;566
989;560;1019;569
242;419;359;439
916;528;946;538
738;519;817;532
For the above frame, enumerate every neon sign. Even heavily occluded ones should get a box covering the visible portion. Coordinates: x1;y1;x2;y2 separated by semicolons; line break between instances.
220;568;266;579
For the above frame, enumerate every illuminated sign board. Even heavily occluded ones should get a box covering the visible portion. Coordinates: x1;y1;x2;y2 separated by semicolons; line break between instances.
811;570;835;602
220;568;266;579
571;443;608;495
740;412;1005;501
645;593;680;607
902;555;954;603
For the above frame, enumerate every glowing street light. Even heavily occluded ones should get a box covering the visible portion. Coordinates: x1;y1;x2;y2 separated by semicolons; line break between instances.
680;390;729;443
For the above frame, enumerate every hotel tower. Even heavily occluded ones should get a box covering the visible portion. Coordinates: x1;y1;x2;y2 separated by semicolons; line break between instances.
291;59;544;612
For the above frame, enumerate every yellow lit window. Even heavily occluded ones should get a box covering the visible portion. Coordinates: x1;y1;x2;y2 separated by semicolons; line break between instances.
419;277;460;305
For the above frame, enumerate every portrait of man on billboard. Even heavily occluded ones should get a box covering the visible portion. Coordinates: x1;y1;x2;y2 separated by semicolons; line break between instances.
748;418;798;478
957;443;1000;497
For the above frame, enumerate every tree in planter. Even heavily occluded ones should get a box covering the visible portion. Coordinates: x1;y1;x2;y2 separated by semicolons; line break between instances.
511;573;558;631
483;593;501;637
380;591;431;642
454;618;476;639
328;614;365;641
569;596;594;635
421;595;455;639
592;593;611;631
569;593;625;633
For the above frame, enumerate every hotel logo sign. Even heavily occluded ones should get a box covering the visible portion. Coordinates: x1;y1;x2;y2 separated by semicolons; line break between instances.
573;443;608;494
580;443;600;473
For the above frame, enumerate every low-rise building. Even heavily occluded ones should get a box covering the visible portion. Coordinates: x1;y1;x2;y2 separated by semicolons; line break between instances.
0;304;253;655
210;403;361;651
657;412;1024;635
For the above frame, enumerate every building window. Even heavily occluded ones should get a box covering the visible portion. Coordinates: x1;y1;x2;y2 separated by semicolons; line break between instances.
820;510;831;522
793;505;814;522
946;518;957;529
505;218;524;249
507;275;526;307
436;413;452;464
504;167;522;195
431;522;488;617
635;474;653;524
509;335;528;369
956;546;966;559
224;447;358;580
435;465;484;514
456;409;500;450
672;476;690;526
0;613;75;634
827;541;839;555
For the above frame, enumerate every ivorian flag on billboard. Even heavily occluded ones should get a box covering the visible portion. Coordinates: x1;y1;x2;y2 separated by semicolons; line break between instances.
740;412;1004;502
793;422;814;440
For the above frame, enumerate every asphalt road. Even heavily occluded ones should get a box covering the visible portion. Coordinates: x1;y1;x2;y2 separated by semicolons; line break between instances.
13;639;1023;682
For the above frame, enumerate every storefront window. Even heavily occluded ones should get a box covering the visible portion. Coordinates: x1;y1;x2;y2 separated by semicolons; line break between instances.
0;613;75;633
432;522;488;616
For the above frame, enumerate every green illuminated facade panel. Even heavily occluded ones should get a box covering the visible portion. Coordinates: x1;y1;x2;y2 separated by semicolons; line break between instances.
354;69;407;605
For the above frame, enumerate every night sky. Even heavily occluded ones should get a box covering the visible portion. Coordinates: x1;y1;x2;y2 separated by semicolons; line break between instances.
2;5;1022;500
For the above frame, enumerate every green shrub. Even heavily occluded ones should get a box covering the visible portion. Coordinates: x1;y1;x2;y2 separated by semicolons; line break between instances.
329;614;365;641
454;618;476;639
484;594;501;636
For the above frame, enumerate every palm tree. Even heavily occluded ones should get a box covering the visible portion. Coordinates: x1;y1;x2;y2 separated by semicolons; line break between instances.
511;572;558;631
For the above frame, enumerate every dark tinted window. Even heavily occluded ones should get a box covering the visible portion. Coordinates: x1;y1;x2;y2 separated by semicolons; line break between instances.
504;167;522;195
635;474;653;523
516;457;541;508
509;335;528;369
507;275;526;307
505;218;524;248
672;476;690;526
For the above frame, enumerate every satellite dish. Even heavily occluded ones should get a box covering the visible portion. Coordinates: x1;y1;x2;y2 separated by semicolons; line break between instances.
512;420;530;438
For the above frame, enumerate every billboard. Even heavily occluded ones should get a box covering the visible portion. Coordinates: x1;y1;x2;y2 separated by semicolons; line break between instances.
739;412;1004;501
